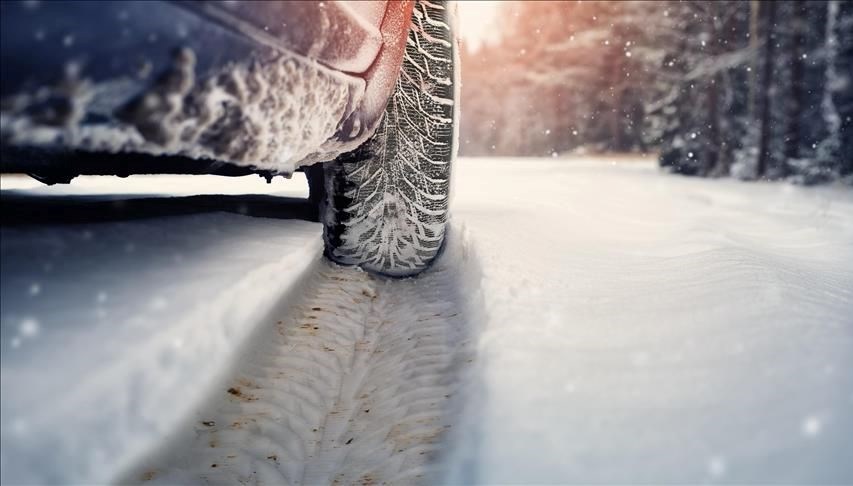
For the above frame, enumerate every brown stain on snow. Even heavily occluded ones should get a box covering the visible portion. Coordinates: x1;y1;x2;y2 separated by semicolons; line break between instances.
299;322;320;334
226;385;258;402
230;417;259;429
276;320;289;336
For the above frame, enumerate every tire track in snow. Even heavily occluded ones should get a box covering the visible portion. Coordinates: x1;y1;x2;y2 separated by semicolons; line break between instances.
136;254;474;485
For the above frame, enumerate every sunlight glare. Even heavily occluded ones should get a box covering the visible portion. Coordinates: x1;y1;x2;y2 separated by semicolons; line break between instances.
456;0;502;51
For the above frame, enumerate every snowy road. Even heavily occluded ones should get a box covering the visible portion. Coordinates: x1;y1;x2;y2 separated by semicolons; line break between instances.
2;157;853;484
445;157;853;484
123;255;473;485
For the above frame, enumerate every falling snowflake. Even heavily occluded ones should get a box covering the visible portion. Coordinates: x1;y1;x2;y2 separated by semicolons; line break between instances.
801;416;822;438
19;318;40;338
707;456;727;478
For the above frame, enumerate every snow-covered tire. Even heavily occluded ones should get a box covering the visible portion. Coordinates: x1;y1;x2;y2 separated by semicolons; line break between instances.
322;0;457;277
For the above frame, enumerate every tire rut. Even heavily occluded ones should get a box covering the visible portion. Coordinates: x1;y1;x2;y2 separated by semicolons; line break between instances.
139;258;472;485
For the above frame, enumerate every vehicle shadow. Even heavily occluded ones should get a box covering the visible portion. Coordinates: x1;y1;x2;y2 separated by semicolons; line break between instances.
0;192;319;225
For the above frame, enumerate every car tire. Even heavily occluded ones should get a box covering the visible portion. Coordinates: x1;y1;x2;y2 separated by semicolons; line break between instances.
321;0;457;277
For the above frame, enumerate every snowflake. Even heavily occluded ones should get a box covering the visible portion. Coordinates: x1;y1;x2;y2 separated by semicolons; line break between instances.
707;456;727;478
19;318;40;338
802;416;822;438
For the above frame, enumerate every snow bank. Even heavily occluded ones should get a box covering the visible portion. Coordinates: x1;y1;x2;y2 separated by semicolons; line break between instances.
0;175;320;484
442;157;853;483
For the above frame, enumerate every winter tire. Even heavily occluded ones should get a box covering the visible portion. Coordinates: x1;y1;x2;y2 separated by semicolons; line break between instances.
322;0;457;277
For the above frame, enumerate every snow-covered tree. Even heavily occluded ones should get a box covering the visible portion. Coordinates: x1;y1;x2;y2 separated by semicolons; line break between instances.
458;0;850;185
824;0;853;178
651;1;751;177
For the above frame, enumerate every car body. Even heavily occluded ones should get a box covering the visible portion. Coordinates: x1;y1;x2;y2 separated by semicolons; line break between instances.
0;0;412;180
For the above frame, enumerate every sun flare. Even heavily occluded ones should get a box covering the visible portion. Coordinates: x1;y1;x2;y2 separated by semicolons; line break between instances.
456;0;502;51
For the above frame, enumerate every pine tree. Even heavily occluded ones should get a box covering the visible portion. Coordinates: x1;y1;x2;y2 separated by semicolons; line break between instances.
833;0;853;177
756;0;777;179
653;1;751;177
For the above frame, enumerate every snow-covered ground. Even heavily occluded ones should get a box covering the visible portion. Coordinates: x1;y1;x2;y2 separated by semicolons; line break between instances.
2;156;852;484
443;157;853;484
